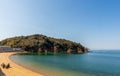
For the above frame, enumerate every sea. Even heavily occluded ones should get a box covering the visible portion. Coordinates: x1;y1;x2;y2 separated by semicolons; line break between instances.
10;50;120;76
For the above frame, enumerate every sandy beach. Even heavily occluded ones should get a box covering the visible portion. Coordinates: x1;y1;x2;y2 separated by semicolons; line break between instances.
0;52;43;76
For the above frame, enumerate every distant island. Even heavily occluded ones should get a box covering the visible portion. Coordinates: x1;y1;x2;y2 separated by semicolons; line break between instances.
0;34;88;54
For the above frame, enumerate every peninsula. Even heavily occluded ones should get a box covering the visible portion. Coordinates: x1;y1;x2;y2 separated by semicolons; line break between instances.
0;34;88;54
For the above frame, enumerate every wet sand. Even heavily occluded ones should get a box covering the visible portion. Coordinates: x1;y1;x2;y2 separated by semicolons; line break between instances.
0;52;43;76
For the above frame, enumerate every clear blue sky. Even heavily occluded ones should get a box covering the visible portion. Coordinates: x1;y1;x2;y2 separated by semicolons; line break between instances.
0;0;120;50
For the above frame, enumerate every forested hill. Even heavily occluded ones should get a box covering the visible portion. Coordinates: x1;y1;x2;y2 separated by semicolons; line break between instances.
0;34;88;54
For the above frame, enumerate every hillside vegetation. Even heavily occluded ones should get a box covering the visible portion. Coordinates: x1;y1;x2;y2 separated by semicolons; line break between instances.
0;34;88;54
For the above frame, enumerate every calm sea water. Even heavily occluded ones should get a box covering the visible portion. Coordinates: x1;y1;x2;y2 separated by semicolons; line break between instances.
10;50;120;76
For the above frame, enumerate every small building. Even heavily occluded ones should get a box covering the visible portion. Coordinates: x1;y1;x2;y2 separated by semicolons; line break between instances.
13;48;21;51
0;46;13;52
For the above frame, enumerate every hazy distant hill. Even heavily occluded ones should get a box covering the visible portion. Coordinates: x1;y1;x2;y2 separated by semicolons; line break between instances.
0;34;88;54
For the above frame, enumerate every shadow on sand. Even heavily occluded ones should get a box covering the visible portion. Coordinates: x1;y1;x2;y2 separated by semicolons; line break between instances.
0;68;6;76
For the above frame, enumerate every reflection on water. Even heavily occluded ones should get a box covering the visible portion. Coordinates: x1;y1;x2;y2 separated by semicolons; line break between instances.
10;50;120;76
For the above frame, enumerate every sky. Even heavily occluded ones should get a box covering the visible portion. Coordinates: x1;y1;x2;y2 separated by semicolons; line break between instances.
0;0;120;50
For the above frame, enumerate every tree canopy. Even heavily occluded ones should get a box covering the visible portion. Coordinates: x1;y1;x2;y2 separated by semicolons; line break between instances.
0;34;88;54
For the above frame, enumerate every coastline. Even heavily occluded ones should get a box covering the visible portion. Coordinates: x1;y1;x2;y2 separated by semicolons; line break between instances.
0;52;43;76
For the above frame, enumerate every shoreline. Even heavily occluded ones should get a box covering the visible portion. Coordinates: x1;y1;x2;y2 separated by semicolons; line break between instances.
9;53;45;75
0;52;43;76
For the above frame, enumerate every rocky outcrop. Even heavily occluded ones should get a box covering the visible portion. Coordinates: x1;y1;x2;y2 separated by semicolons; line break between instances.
0;34;88;54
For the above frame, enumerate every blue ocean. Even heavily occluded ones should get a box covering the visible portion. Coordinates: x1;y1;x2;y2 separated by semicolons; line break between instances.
10;50;120;76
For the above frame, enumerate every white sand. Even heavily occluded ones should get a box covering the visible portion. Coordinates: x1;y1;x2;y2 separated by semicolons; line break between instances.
0;52;43;76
